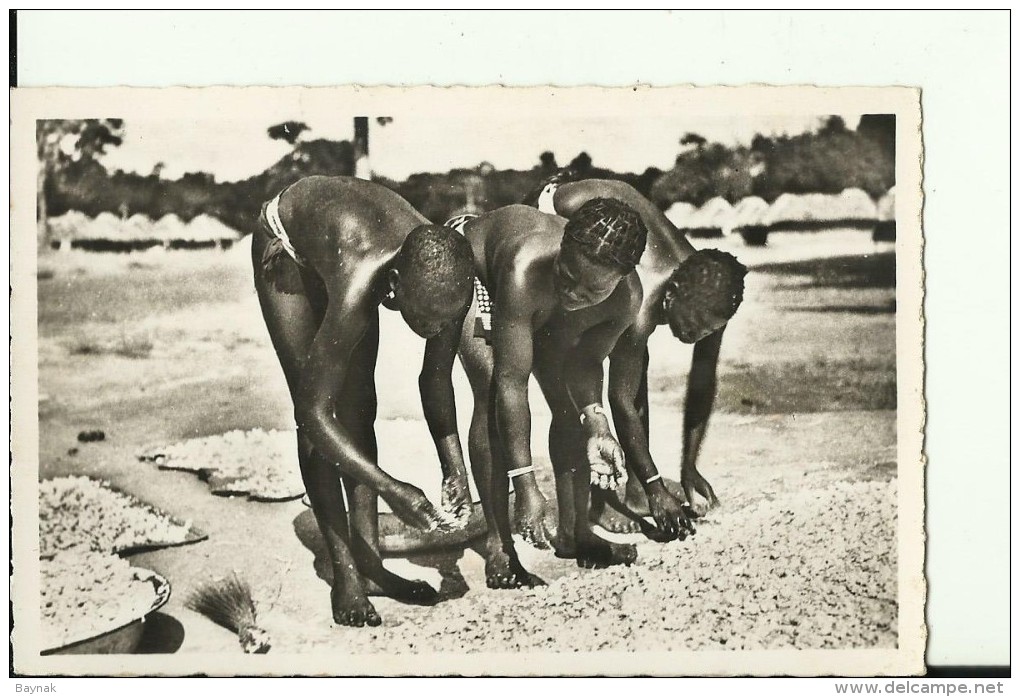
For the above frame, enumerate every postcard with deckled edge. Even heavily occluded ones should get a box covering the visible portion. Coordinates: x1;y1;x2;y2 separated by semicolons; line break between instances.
11;85;924;676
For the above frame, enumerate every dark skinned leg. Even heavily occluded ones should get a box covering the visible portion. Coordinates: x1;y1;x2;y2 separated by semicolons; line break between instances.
590;489;646;534
460;315;553;552
619;347;655;518
457;314;543;589
252;232;380;628
530;342;577;553
533;360;637;568
546;410;579;555
338;314;439;605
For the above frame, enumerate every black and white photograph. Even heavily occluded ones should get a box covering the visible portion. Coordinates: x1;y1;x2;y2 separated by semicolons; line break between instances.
11;85;925;676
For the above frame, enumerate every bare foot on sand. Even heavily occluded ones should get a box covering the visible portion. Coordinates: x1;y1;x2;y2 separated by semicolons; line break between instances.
623;488;652;517
362;568;439;606
485;546;546;589
589;490;644;534
554;534;638;568
331;585;382;627
513;487;556;549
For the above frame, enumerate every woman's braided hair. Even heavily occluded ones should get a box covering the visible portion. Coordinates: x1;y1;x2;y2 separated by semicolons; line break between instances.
561;197;648;272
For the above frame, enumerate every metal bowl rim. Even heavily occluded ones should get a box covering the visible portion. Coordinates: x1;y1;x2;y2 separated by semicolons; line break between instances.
41;568;171;655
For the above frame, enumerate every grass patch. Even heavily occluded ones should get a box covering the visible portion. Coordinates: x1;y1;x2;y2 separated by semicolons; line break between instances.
127;260;157;271
67;331;155;359
653;358;896;414
38;258;251;330
756;252;895;290
779;301;896;315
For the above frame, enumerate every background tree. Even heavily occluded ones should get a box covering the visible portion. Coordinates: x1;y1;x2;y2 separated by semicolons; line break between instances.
680;132;708;149
857;114;896;184
752;117;893;200
568;151;593;176
267;121;310;146
539;151;558;175
633;166;665;199
37;118;124;246
650;141;757;208
857;114;895;152
42;114;896;240
819;115;848;136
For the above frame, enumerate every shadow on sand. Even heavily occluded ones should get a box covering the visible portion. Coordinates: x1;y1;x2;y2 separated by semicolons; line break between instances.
135;612;186;654
292;510;476;603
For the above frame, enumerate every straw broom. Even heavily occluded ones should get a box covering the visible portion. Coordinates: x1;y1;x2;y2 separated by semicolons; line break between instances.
185;573;271;654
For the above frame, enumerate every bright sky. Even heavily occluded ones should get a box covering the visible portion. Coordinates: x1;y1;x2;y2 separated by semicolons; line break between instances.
100;113;862;183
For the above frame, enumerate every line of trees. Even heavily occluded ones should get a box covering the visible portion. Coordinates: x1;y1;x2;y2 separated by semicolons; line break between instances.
38;120;358;242
650;116;895;208
38;115;895;245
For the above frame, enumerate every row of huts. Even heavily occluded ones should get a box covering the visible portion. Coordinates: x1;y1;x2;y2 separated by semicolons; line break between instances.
45;211;243;252
44;186;896;253
665;187;896;245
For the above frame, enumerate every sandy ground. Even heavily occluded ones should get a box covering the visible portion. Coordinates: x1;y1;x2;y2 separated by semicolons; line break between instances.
34;229;898;655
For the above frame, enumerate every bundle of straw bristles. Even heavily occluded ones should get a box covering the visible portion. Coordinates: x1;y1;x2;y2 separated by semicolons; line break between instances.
185;573;271;654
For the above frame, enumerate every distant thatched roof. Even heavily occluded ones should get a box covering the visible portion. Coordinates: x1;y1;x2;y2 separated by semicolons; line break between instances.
763;193;805;226
154;214;186;239
188;214;243;241
832;188;878;221
47;211;90;239
764;189;878;227
47;210;241;243
731;196;769;229
664;201;697;228
687;197;734;232
877;187;895;222
124;213;152;233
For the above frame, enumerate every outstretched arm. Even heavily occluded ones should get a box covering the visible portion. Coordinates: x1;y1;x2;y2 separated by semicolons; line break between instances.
489;279;540;544
608;326;695;538
295;276;446;532
420;312;472;518
681;327;725;508
563;308;637;490
607;327;662;485
491;294;536;480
